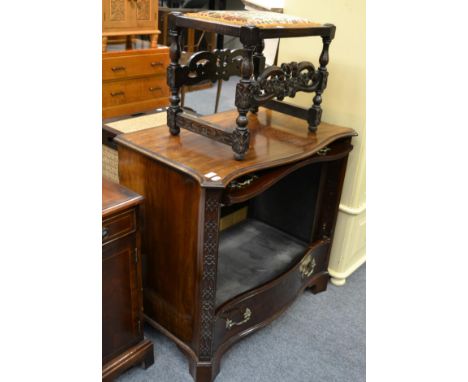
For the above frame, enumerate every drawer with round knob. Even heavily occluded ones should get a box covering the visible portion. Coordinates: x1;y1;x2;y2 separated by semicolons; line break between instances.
102;209;136;245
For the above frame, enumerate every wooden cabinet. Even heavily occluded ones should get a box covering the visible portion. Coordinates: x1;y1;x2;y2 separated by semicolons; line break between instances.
103;0;158;32
102;46;170;119
102;0;167;118
102;178;154;381
102;0;159;50
115;108;356;382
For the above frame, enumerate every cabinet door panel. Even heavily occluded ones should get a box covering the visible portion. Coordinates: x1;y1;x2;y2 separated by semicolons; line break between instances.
135;0;157;29
102;234;140;363
103;0;135;30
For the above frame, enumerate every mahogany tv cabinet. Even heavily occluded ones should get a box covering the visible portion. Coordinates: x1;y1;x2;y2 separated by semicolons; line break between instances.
115;108;356;382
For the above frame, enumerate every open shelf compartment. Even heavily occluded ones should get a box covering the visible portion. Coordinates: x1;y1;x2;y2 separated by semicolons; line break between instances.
216;218;309;306
215;160;323;308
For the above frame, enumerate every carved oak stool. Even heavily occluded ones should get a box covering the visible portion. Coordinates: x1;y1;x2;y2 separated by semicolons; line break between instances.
166;10;336;160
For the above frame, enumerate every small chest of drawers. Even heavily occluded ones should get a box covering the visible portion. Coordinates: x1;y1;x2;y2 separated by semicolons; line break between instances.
102;178;154;381
102;46;170;119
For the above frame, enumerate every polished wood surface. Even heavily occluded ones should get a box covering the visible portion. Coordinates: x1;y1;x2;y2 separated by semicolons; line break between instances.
103;177;143;217
102;178;153;380
115;107;356;186
117;113;355;381
102;47;170;119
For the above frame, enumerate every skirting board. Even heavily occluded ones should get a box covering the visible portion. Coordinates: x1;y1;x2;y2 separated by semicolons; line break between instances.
329;251;366;286
328;206;366;286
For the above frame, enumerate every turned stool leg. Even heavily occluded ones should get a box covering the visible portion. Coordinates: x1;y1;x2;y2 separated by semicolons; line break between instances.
180;86;186;108
233;46;254;160
167;13;183;135
214;79;222;113
308;35;332;132
250;39;265;114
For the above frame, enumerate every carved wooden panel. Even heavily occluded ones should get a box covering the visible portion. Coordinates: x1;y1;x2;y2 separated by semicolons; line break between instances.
103;0;158;33
136;0;150;21
199;190;222;359
110;0;126;21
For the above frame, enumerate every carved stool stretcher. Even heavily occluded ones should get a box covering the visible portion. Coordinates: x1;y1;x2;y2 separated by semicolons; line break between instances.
166;10;336;160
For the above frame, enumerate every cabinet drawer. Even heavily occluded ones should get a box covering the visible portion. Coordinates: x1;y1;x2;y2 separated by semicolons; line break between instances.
102;210;136;244
103;53;168;81
213;240;329;350
102;76;168;108
222;139;354;206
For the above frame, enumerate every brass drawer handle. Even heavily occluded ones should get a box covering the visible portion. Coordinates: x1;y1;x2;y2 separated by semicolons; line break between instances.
317;147;331;156
102;227;109;238
111;66;125;72
228;174;258;190
225;308;252;330
299;254;316;279
150;61;163;67
111;91;125;97
149;86;161;92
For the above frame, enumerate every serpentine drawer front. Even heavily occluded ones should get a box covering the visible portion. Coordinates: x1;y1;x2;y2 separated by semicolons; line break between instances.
213;240;329;350
221;138;353;206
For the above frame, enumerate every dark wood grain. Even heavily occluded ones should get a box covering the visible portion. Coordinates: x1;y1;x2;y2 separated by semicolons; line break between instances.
117;147;202;346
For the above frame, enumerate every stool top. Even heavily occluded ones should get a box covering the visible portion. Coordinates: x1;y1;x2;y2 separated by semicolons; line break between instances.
173;10;335;40
185;10;319;28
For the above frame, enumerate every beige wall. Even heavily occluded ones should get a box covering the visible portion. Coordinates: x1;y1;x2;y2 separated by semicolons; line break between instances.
278;0;366;284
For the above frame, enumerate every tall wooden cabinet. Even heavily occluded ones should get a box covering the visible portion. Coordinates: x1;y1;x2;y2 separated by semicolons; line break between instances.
102;0;159;51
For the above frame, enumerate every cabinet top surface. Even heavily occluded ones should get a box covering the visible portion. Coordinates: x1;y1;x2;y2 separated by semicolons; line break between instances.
102;178;143;218
115;107;356;187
